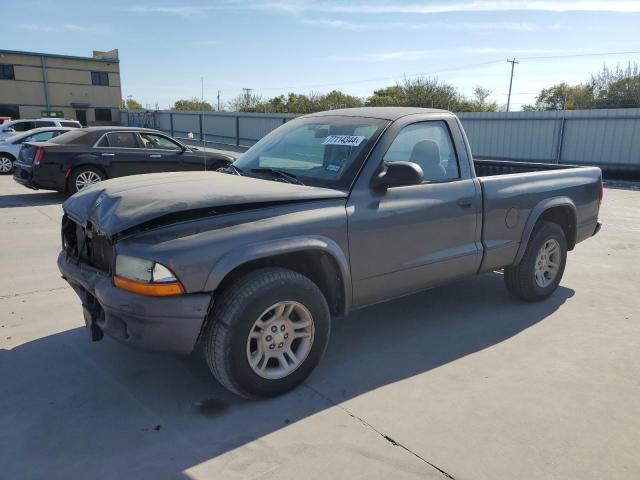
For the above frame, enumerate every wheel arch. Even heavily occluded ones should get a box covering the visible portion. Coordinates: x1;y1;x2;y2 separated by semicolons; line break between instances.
204;236;352;317
66;164;108;192
514;197;577;265
0;152;16;160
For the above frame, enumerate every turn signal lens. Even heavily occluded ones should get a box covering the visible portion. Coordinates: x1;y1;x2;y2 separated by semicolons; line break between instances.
114;254;184;296
114;275;185;296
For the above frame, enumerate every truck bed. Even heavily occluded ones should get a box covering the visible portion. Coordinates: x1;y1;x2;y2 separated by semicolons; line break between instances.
474;158;583;177
474;159;602;274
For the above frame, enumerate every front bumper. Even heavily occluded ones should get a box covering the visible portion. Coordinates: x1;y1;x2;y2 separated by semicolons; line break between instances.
58;251;211;354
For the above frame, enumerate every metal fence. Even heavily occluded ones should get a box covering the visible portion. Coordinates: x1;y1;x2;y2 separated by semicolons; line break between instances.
122;108;640;178
458;108;640;178
121;109;298;147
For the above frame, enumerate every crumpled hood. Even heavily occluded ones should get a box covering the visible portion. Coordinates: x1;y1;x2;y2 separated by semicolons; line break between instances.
62;171;347;237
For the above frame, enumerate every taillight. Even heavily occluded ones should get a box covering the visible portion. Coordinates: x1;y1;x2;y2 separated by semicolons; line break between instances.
599;177;604;205
33;147;45;166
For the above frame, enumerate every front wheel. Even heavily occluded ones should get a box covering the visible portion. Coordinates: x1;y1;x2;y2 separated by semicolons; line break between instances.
204;268;330;399
504;221;567;302
0;155;15;174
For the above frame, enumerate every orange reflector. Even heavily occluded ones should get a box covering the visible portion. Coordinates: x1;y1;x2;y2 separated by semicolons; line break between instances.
114;275;185;296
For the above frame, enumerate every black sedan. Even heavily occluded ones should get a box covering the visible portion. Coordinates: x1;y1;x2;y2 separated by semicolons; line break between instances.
13;127;234;193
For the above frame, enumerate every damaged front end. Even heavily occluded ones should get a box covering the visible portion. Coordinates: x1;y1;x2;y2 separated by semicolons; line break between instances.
58;214;211;353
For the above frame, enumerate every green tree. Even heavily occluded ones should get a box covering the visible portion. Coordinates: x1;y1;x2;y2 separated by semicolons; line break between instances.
523;82;594;111
592;62;640;108
122;97;143;109
366;86;407;106
173;98;214;111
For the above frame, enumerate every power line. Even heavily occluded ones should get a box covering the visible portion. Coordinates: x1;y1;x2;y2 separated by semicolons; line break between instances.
250;49;640;93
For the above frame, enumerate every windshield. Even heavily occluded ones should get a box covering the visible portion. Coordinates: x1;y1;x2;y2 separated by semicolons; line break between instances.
233;115;388;189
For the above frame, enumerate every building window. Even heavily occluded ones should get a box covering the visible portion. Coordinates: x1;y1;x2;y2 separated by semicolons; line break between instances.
0;64;15;80
94;108;112;122
91;71;109;86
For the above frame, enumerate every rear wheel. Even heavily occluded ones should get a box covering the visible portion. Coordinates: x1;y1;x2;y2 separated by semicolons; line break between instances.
504;221;567;302
203;268;331;399
0;155;15;174
69;167;104;194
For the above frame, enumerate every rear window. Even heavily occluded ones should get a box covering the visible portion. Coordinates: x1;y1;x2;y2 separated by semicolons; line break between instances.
60;121;82;128
50;129;92;144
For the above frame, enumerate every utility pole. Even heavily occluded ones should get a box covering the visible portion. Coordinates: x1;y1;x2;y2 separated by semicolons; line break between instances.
241;88;253;110
506;58;519;112
217;90;221;111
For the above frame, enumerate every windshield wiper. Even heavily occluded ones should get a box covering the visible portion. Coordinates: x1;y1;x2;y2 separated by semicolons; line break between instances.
250;167;305;185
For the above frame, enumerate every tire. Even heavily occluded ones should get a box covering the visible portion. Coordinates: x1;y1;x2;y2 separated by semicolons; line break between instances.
504;221;567;302
204;267;331;399
69;167;105;194
0;155;15;175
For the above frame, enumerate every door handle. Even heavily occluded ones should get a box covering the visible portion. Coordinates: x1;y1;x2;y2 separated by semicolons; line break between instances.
101;153;114;157
149;154;162;158
457;198;473;208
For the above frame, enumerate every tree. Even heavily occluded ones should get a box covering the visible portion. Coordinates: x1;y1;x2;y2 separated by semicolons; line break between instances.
522;62;640;111
173;98;214;111
523;82;594;111
366;86;407;106
592;62;640;108
122;97;143;109
228;91;263;112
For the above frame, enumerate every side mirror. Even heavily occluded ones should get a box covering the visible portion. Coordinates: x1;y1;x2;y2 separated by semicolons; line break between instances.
373;161;424;189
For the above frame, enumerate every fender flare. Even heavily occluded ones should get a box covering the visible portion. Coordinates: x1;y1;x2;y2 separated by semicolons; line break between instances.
513;196;577;265
203;235;352;314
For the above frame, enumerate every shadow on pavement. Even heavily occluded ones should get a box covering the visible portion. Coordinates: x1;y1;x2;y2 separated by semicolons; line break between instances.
0;272;574;479
0;191;66;208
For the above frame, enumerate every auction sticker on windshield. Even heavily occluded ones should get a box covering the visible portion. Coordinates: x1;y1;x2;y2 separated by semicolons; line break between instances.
322;135;365;147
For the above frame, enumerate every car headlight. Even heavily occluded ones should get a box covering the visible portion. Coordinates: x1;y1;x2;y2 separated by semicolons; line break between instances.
114;254;184;296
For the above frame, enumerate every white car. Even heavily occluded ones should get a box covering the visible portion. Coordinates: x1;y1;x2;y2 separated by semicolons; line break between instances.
0;118;81;141
0;127;73;174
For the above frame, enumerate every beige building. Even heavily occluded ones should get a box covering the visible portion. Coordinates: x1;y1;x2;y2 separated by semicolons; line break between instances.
0;48;122;125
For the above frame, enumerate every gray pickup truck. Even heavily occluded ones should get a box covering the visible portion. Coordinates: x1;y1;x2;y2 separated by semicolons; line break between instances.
58;107;602;398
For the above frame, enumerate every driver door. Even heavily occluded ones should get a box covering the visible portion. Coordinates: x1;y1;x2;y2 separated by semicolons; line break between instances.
347;119;482;308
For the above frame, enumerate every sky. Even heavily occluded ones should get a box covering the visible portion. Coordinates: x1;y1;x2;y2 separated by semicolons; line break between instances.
4;0;640;110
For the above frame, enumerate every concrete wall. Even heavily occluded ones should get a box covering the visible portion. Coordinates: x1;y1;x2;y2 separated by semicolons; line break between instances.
122;108;640;178
0;49;121;125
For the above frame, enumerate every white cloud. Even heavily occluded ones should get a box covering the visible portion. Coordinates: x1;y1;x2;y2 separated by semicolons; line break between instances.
20;23;106;33
247;0;640;14
365;50;435;61
125;5;211;16
360;47;588;62
302;18;548;31
301;19;370;30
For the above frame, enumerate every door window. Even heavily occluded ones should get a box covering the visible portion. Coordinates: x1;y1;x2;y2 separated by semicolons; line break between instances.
12;121;36;132
384;121;460;181
104;132;138;148
139;133;182;151
20;131;58;143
